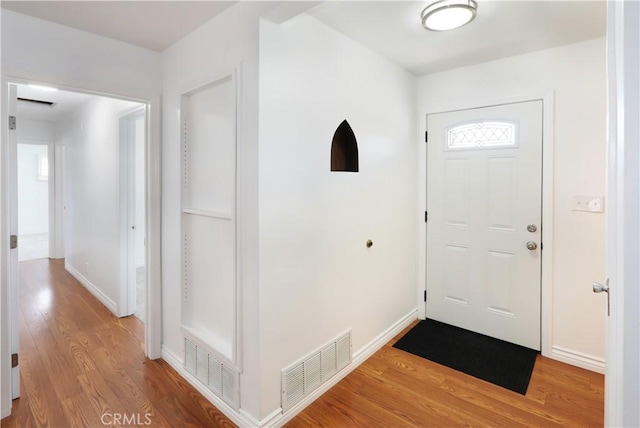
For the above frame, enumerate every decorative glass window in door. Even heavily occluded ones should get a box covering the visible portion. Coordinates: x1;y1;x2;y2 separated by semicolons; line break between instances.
446;121;517;149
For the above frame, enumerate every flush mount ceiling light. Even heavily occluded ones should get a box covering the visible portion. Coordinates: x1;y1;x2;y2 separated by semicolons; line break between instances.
421;0;478;31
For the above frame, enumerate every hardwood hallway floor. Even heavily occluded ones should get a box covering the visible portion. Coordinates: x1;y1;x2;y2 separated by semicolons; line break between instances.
2;259;604;427
286;324;604;428
1;259;235;428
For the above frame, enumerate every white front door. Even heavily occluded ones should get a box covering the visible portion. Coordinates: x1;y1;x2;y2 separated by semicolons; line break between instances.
426;100;543;350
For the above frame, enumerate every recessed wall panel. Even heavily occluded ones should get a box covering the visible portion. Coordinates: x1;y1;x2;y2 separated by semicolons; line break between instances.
444;158;469;227
444;244;469;305
183;214;235;360
488;157;517;231
181;74;238;365
486;250;515;317
184;77;236;214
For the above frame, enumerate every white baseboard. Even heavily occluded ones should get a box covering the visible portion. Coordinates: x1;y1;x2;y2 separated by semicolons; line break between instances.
161;309;418;427
549;345;606;374
65;262;118;316
161;346;259;428
271;308;418;428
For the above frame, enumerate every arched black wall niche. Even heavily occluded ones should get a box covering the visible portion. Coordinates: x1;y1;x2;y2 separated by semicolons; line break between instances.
330;120;359;172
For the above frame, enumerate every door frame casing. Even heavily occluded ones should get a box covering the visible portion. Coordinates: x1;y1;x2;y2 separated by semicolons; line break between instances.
0;75;162;418
418;92;555;359
424;100;544;350
6;84;19;401
606;1;640;426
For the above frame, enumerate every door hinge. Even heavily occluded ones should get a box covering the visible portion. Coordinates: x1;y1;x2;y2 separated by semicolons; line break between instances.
425;131;428;143
9;115;16;130
424;290;427;302
424;211;428;223
10;235;17;250
11;353;18;368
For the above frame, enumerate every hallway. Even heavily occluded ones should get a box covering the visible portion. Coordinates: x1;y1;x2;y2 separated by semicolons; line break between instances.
1;259;234;427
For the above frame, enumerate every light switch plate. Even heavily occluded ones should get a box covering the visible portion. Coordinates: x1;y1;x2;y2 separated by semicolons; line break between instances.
572;195;604;213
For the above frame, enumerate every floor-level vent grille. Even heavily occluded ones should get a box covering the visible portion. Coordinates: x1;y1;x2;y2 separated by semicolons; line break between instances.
184;337;239;409
281;331;352;413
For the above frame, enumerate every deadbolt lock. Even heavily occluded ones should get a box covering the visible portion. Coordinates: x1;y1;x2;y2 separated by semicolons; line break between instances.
527;224;537;233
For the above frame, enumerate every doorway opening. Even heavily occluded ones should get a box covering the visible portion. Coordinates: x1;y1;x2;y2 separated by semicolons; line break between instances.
7;80;150;402
425;100;543;351
17;143;52;262
418;93;556;361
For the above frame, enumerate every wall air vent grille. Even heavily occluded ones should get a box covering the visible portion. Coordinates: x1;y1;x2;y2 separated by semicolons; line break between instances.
304;353;322;393
184;337;239;409
208;354;222;396
17;97;56;108
281;331;352;413
320;343;337;382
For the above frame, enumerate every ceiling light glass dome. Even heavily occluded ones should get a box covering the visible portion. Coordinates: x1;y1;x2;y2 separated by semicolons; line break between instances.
422;0;478;31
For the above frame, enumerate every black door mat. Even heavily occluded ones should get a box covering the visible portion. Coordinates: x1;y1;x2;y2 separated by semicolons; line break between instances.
393;319;538;394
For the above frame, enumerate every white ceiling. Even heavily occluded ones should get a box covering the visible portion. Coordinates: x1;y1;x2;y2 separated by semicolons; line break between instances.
1;1;607;74
4;0;607;119
1;1;237;52
308;1;607;75
17;85;94;123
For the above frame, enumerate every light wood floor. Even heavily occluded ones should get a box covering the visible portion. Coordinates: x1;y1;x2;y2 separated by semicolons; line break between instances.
2;259;604;427
1;259;235;428
286;324;604;428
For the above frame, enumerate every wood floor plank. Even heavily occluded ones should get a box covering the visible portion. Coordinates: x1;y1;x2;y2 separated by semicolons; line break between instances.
87;346;174;427
18;350;71;427
0;391;35;428
61;392;111;428
353;377;463;426
439;368;568;426
32;328;85;401
294;382;412;428
124;359;178;403
77;367;155;426
17;303;36;353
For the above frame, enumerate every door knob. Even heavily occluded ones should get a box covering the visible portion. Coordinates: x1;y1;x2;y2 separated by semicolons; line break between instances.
593;279;610;316
526;241;537;251
592;281;609;293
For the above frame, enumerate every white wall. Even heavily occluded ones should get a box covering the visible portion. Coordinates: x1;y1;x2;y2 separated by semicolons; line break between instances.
17;144;48;236
259;14;417;417
1;10;160;100
161;2;274;420
17;119;55;142
417;38;607;366
56;96;141;313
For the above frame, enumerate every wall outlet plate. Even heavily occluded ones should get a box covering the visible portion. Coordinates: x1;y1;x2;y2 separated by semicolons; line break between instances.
572;195;604;213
